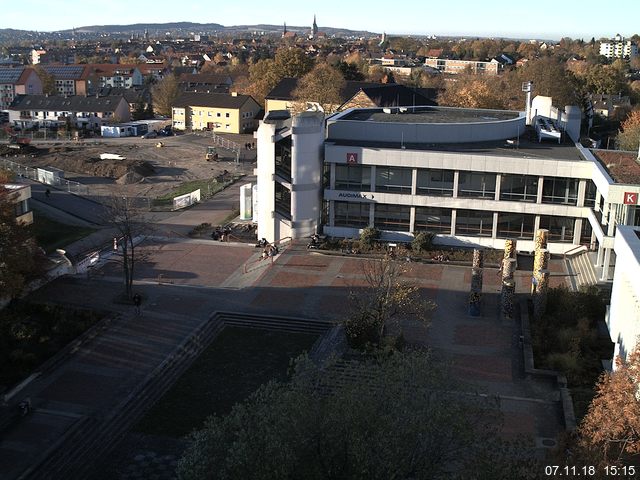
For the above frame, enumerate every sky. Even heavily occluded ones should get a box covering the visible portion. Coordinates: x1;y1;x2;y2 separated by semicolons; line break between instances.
2;0;639;41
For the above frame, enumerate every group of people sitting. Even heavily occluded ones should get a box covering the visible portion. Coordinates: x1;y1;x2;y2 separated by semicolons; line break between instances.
432;253;450;262
256;238;279;260
211;226;232;242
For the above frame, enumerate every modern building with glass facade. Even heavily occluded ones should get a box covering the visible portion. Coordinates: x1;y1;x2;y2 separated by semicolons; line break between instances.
255;103;640;282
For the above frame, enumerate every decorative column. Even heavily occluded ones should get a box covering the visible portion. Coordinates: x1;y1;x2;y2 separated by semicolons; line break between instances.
533;270;550;319
469;248;484;317
531;228;550;318
501;279;516;319
504;238;517;261
501;239;517;319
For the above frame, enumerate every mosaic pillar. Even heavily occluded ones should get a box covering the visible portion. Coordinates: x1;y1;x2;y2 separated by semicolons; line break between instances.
472;248;484;269
469;259;483;317
501;279;516;319
531;248;550;294
533;269;550;319
534;229;549;251
502;258;517;283
503;238;517;261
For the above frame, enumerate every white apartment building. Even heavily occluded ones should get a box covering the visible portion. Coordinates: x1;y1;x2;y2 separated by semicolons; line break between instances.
599;34;639;59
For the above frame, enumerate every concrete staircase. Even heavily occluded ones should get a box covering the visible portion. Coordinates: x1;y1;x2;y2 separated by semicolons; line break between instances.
214;311;333;335
565;250;598;291
21;314;226;480
20;311;332;479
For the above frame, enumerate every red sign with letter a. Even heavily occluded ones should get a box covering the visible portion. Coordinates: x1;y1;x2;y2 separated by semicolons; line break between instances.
624;192;638;205
346;152;358;164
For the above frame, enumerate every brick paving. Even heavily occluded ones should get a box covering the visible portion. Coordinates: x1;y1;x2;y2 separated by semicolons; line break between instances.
1;239;572;478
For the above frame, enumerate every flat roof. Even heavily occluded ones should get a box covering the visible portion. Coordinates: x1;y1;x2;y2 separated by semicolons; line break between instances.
339;106;520;124
591;149;640;184
327;135;584;162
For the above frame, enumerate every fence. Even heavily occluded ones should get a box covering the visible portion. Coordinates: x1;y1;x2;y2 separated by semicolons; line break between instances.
0;130;80;142
0;158;89;195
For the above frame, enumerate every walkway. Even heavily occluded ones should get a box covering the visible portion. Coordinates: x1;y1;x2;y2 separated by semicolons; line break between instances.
0;238;571;478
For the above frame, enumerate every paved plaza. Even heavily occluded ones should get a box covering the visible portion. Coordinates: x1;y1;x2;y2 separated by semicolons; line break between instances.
0;236;571;479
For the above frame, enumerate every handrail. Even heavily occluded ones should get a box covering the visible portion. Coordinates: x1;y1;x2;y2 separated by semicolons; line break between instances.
563;244;587;261
242;236;292;273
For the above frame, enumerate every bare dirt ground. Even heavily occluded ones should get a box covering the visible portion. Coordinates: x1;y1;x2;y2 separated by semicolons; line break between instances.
1;132;257;199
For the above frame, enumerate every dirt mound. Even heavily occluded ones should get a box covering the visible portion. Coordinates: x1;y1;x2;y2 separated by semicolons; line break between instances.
115;163;155;184
0;144;42;156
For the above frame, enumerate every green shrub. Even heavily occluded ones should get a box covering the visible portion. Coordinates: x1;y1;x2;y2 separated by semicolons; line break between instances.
412;231;434;253
359;227;379;251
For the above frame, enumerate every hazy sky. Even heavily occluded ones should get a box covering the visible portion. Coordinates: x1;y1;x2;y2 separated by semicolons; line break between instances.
3;0;639;40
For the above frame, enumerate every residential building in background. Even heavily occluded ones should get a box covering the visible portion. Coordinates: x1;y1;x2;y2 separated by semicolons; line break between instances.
599;34;639;59
3;183;33;226
8;94;130;129
172;92;260;133
0;67;43;111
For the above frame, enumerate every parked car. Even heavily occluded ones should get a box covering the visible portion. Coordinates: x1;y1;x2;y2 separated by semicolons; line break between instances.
142;131;158;139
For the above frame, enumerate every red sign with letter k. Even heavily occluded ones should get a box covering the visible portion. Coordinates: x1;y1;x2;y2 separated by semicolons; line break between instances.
624;192;638;205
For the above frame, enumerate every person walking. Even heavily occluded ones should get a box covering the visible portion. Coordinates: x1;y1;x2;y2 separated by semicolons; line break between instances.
132;293;142;316
45;188;51;198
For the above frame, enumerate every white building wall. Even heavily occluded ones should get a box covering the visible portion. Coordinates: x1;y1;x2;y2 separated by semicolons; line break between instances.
290;112;325;239
608;226;640;369
256;120;278;243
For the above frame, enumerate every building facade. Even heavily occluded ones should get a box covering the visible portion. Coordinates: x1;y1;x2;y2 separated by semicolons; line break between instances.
172;92;261;133
0;67;43;111
424;58;501;75
256;103;640;286
8;95;131;130
599;34;639;59
3;183;33;225
606;225;640;369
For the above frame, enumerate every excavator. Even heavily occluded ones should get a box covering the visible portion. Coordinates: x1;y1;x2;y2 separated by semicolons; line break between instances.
3;126;31;148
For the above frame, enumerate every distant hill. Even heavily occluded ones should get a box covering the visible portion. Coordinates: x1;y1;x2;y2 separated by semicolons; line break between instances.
0;21;377;39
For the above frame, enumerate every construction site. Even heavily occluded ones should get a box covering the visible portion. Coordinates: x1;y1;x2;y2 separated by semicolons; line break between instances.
0;132;256;201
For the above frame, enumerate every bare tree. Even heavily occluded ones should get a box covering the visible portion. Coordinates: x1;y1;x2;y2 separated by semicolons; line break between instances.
103;195;151;299
344;254;433;349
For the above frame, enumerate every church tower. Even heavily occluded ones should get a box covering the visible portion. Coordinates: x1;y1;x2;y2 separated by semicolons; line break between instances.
311;14;318;39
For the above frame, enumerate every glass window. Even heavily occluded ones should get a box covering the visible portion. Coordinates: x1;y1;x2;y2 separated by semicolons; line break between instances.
416;169;454;196
458;172;496;198
580;219;593;245
274;183;291;219
542;177;578;205
415;207;452;234
496;213;535;239
500;175;538;202
539;216;575;243
334;201;370;228
584;180;597;208
375;167;412;193
335;165;371;191
225;112;230;118
275;138;291;181
456;209;493;237
374;204;411;232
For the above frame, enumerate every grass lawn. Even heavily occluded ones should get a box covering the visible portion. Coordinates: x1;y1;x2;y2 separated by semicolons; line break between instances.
134;327;318;438
153;175;243;206
32;209;96;253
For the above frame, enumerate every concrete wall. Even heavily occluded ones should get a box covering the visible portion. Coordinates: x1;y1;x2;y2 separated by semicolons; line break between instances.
256;120;277;242
608;225;640;369
327;112;525;144
290;112;325;239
